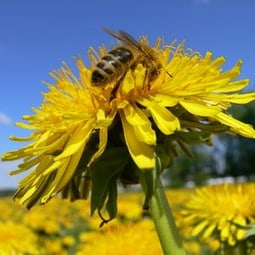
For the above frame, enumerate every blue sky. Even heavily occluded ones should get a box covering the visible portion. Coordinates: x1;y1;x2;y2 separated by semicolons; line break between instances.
1;0;255;188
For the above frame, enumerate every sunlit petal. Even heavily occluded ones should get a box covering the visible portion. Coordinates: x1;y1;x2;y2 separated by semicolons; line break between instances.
120;111;155;169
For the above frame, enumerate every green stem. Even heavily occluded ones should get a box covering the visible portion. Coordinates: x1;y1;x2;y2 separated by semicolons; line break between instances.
150;176;186;255
139;167;186;255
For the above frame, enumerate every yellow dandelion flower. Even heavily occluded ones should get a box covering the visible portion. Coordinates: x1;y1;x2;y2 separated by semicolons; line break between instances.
42;239;68;255
23;209;61;234
117;193;144;220
2;29;255;214
76;220;162;255
0;221;43;254
61;235;75;248
181;183;255;246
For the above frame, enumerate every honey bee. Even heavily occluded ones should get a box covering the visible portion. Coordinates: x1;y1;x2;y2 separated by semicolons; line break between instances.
91;28;168;86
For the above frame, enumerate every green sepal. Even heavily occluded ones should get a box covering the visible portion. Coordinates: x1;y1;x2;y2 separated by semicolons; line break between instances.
244;224;255;239
232;222;255;241
155;143;174;169
174;130;212;145
106;180;118;220
90;146;129;224
139;155;162;210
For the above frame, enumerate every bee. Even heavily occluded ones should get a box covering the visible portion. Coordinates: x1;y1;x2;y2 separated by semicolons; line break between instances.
91;28;168;86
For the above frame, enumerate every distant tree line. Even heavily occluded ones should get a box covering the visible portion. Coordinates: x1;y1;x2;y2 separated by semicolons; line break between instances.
0;189;15;197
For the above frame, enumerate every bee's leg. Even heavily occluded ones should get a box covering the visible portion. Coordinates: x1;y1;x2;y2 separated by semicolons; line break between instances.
110;73;127;99
142;65;154;90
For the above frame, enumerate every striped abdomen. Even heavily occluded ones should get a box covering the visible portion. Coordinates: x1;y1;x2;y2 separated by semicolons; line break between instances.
91;47;133;86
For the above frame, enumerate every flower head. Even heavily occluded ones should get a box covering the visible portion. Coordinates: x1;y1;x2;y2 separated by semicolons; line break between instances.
76;220;162;255
181;183;255;246
2;32;255;214
0;222;43;254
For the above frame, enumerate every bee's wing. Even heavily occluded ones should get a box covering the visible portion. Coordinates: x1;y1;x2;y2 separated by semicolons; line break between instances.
102;28;153;59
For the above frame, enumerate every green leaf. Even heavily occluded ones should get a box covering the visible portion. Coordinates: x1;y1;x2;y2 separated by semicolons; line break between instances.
90;147;129;218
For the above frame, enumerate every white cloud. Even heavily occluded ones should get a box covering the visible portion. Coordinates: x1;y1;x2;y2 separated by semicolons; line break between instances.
0;112;12;125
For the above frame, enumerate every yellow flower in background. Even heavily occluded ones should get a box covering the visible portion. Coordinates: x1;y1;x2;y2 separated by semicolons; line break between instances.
181;183;255;246
2;30;255;210
76;219;162;255
0;222;43;254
